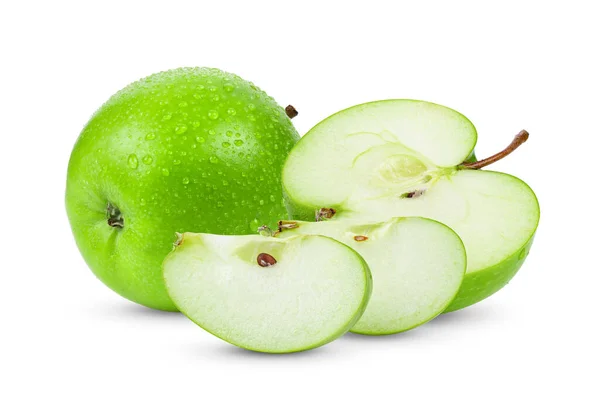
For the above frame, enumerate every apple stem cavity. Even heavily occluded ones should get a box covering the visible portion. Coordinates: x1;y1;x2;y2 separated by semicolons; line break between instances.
461;130;530;170
353;235;368;242
257;253;277;267
285;105;298;119
106;203;124;228
315;208;336;222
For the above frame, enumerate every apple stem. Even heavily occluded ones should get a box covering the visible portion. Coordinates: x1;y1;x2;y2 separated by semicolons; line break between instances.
460;130;529;170
285;105;298;119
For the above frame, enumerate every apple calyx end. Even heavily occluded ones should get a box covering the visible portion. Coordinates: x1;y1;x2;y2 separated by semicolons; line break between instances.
257;252;277;267
315;208;336;222
106;203;124;228
461;129;530;170
353;235;368;242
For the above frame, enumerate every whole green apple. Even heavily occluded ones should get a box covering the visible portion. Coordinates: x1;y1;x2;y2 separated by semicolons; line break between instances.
66;67;300;311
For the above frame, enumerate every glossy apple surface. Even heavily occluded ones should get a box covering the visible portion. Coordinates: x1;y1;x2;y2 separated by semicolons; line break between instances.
66;67;299;310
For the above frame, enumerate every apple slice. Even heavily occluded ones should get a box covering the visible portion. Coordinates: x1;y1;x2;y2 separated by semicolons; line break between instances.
163;233;372;353
282;100;540;312
276;217;466;334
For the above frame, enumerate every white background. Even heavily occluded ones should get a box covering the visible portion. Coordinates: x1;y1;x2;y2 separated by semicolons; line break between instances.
1;1;599;400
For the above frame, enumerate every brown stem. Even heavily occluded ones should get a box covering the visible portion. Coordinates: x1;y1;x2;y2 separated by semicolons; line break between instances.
285;105;298;119
461;130;529;170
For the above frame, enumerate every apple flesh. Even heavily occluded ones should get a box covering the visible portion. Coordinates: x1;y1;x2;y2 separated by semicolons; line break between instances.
163;233;372;353
276;217;466;334
282;100;540;312
66;67;300;311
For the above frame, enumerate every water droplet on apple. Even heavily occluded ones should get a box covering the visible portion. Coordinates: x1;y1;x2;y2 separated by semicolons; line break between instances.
208;129;216;135
145;133;156;140
209;85;217;92
249;218;260;232
162;113;173;121
209;156;219;164
259;200;265;206
234;139;244;146
248;103;256;111
182;177;190;185
224;83;234;92
175;125;188;135
222;142;231;148
227;108;236;116
226;130;233;137
269;194;276;202
179;101;188;107
173;159;181;165
142;155;153;165
127;154;139;169
196;136;205;143
161;168;170;176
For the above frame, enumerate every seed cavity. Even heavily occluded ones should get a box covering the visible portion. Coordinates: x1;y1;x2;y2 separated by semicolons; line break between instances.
354;235;368;242
316;208;336;222
400;189;426;199
257;253;277;267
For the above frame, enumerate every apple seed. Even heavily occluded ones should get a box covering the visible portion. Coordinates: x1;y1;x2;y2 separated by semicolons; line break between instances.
257;253;277;267
315;207;336;222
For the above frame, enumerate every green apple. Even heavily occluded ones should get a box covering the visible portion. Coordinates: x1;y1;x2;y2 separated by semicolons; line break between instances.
163;232;372;353
66;67;300;311
281;100;540;312
276;217;466;334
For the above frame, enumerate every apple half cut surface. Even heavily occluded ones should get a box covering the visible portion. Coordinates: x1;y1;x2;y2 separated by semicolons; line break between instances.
163;233;372;353
276;217;466;335
282;100;540;312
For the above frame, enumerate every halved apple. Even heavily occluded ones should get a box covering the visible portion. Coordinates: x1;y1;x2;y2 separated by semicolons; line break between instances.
282;100;540;311
276;217;466;334
163;233;371;353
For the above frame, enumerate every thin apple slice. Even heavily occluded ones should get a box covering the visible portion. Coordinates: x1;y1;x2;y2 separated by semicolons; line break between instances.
277;217;466;335
163;233;372;353
282;100;539;311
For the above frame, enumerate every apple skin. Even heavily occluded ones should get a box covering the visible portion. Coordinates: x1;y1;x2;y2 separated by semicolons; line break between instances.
66;67;300;311
444;234;535;312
